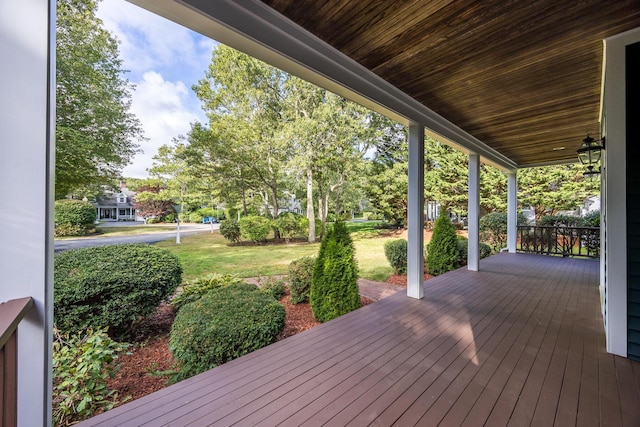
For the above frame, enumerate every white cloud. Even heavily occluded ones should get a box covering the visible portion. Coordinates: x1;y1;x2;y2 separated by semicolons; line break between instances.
95;0;215;178
123;71;200;178
97;0;215;80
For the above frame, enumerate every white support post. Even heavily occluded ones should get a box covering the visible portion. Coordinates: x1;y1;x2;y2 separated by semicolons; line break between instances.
407;123;425;299
468;153;480;271
0;1;55;425
507;172;518;253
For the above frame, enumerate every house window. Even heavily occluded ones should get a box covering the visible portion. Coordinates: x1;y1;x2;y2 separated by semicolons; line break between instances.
118;196;126;203
119;209;128;216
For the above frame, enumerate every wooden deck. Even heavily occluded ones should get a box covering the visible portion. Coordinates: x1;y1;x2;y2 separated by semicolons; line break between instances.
80;253;640;426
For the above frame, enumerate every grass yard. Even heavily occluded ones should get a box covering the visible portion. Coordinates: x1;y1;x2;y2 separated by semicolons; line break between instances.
95;225;177;236
154;221;397;282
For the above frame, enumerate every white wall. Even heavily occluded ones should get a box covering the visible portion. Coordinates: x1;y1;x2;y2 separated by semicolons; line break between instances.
0;0;55;425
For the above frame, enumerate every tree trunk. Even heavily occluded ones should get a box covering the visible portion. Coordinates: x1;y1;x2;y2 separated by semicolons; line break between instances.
307;167;316;243
271;183;280;239
240;181;248;216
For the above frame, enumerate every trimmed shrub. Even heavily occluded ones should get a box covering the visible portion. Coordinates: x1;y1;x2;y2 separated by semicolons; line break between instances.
384;239;408;275
538;214;585;226
54;244;182;339
274;212;303;242
220;219;241;242
171;273;245;311
239;215;272;243
54;199;97;237
426;213;459;276
455;236;492;266
310;222;360;322
52;327;128;426
583;210;600;227
169;284;285;380
260;277;286;300
289;256;315;304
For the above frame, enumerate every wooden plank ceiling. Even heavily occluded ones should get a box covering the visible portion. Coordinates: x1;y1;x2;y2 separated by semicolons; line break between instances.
261;0;640;166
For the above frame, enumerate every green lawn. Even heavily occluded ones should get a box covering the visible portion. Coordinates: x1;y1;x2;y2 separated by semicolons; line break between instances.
154;221;396;282
96;225;176;236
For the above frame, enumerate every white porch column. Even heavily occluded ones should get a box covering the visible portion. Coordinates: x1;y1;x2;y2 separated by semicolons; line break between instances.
507;171;518;253
468;153;480;271
0;1;54;426
407;123;425;299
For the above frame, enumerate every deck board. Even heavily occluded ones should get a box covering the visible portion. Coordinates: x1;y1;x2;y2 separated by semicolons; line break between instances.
78;253;640;427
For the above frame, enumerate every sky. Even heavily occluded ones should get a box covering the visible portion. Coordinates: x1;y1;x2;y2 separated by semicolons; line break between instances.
96;0;217;178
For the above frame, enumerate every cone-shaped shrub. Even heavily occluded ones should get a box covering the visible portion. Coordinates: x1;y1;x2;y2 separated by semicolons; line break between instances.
310;221;360;322
426;212;459;276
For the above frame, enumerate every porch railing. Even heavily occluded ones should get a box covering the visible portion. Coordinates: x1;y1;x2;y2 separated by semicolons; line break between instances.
517;225;600;258
0;297;34;427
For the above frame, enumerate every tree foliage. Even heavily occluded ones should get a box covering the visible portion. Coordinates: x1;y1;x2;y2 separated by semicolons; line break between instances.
518;164;598;221
133;181;175;221
56;0;143;198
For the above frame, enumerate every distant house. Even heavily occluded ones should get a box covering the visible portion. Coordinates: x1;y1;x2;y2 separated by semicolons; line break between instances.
94;182;140;221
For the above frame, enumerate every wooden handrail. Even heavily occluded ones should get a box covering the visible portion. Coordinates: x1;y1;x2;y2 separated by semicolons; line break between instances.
0;297;34;427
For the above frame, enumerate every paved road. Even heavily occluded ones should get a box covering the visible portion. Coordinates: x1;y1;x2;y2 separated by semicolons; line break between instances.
54;223;217;252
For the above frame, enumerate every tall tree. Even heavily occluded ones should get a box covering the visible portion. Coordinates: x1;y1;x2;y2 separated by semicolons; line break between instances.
518;164;599;220
191;45;289;222
56;0;143;198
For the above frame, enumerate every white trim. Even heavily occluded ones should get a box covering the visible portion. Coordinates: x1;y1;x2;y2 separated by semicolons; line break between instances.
407;123;425;299
601;27;640;357
468;153;480;271
128;0;517;172
0;0;55;425
507;172;518;253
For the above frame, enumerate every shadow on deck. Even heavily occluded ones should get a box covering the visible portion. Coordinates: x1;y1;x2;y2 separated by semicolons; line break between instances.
79;253;640;426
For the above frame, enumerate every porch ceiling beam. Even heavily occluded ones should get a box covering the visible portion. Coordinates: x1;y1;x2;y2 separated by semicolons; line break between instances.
128;0;517;172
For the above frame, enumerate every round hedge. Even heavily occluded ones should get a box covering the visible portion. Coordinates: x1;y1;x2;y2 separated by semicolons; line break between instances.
54;244;182;339
384;239;408;275
54;199;97;236
169;283;285;380
288;256;315;304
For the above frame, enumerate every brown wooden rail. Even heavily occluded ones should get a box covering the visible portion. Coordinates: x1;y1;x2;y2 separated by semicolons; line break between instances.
517;225;600;258
0;297;34;427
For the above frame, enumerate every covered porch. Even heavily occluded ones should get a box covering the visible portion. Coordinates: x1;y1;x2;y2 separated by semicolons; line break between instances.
80;253;640;426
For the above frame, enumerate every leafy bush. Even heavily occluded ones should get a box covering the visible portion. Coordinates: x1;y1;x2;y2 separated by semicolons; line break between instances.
289;256;315;304
54;199;97;236
189;211;204;223
384;239;408;275
52;327;128;426
310;222;361;322
259;277;286;300
455;236;492;265
220;219;241;242
239;215;272;243
426;213;459;276
197;207;215;218
171;273;246;311
538;214;585;226
274;212;303;242
479;211;528;252
54;244;182;339
169;284;285;380
583;210;600;227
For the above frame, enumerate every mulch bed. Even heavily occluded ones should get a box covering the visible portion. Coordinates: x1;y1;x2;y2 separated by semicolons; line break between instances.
385;273;434;286
107;289;375;406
